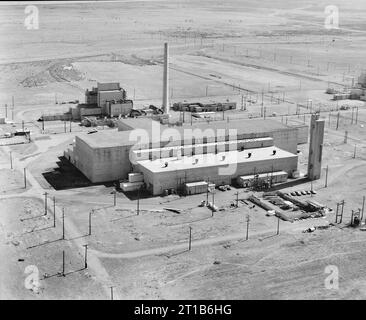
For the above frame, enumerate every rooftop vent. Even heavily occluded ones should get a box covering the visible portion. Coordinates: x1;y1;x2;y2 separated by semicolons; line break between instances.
247;153;252;158
272;150;277;155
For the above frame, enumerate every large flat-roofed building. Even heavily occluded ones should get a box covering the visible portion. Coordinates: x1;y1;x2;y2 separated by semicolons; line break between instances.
136;146;297;195
66;118;305;194
70;130;133;183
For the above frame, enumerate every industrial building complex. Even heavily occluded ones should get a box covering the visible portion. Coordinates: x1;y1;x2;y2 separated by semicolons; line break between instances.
63;42;318;196
70;82;133;120
65;117;309;195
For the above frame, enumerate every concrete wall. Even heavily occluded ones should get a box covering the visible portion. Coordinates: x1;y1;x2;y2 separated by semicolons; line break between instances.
109;101;133;117
73;136;131;183
98;91;124;110
73;136;95;181
308;115;325;180
137;155;298;195
91;146;131;182
80;108;102;118
86;92;97;104
270;128;298;154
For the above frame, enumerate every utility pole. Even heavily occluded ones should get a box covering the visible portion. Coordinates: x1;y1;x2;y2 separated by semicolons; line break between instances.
113;191;117;206
353;145;357;159
9;151;13;169
110;286;114;300
344;131;348;144
188;226;192;251
62;250;65;277
351;210;356;225
23;168;27;188
83;244;88;269
89;210;93;236
44;192;48;215
62;208;65;240
325;165;329;188
212;190;215;206
5;104;7;118
276;216;280;235
206;180;209;204
356;107;359;124
361;196;365;221
340;201;345;223
246;215;250;240
336;112;340;130
235;191;239;208
53;196;56;228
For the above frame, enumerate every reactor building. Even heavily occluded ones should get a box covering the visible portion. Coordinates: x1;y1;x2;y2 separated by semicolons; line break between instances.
64;117;308;195
62;42;323;196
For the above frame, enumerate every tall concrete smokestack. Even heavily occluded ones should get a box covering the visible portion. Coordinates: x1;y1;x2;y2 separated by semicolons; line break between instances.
308;113;325;180
162;42;169;114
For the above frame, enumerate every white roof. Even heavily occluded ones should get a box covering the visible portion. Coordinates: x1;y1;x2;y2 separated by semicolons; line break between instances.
185;181;208;187
137;147;296;173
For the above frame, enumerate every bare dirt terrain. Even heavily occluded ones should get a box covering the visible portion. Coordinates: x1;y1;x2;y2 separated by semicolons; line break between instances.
0;0;366;300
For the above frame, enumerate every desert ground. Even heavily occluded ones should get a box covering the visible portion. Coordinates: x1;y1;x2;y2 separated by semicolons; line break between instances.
0;0;366;300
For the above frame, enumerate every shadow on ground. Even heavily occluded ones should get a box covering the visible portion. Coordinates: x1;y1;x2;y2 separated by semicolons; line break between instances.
42;156;111;190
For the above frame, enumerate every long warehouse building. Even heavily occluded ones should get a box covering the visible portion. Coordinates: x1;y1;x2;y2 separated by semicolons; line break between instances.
65;118;307;195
